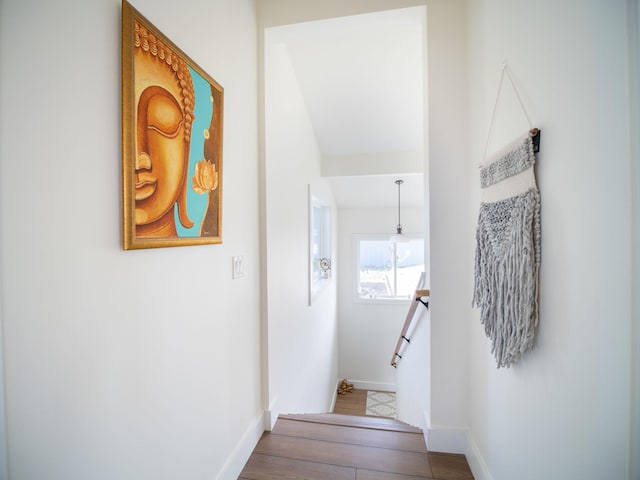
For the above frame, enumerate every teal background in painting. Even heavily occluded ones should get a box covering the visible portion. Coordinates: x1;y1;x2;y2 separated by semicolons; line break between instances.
175;66;213;237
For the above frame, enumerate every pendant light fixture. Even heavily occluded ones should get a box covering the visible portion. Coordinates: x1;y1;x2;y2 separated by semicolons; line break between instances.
390;179;409;243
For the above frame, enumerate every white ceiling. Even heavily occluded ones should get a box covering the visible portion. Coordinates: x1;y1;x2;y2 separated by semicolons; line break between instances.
268;7;426;208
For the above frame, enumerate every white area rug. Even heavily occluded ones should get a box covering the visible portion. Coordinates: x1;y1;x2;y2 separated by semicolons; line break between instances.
365;391;397;419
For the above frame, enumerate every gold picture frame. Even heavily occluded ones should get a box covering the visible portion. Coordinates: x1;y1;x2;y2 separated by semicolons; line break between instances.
122;1;223;250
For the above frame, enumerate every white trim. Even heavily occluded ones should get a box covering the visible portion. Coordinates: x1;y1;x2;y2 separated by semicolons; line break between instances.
264;396;279;432
423;411;466;454
215;411;265;480
422;413;494;480
329;378;341;412
263;410;278;432
350;380;396;392
0;300;7;480
465;431;495;480
425;426;467;454
308;185;333;305
628;1;640;478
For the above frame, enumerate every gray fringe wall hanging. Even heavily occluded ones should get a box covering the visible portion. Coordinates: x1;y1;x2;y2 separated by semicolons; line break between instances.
473;131;541;368
472;62;541;368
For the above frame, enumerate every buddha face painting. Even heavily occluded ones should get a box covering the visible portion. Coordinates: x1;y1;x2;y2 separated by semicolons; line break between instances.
122;3;223;250
133;20;195;238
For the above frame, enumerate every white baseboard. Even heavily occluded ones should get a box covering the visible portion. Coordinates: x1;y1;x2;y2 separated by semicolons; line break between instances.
215;411;265;480
264;409;278;431
423;411;467;454
422;411;494;480
465;432;495;480
264;396;279;431
425;427;467;454
330;379;341;412
349;379;396;392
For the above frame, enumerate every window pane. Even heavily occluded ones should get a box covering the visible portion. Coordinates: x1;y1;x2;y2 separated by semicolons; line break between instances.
395;239;424;299
357;237;424;300
358;240;394;299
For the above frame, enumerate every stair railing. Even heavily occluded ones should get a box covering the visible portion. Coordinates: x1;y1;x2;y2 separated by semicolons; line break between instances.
391;287;430;368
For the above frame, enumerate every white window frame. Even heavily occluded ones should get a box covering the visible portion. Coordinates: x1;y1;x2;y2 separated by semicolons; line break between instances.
309;189;332;305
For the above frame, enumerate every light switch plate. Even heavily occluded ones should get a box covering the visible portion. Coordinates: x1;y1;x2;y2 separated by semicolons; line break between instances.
232;256;244;279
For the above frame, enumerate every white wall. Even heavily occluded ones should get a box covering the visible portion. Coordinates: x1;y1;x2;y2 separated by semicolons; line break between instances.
628;2;640;477
422;0;470;450
395;305;430;430
262;39;339;417
465;1;634;479
0;1;260;479
337;207;424;390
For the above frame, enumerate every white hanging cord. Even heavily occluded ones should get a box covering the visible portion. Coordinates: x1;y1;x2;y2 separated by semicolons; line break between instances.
482;61;534;163
504;66;534;128
482;63;507;162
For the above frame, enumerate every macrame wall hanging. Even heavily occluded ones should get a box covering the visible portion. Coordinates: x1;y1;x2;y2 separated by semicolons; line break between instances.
472;62;541;368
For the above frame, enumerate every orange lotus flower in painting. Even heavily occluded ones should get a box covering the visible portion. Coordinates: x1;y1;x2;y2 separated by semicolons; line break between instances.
192;159;218;194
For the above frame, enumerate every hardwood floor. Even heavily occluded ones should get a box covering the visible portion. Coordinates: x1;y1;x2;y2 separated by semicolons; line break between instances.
238;390;474;480
333;388;370;416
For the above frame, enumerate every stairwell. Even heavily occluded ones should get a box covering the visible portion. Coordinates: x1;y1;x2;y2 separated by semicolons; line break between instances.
238;413;473;479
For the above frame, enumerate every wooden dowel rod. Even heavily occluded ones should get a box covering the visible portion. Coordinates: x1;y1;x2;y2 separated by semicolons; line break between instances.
390;288;430;366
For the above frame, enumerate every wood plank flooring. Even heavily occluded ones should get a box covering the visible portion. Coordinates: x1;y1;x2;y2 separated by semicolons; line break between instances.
333;388;370;416
239;415;473;479
238;390;474;479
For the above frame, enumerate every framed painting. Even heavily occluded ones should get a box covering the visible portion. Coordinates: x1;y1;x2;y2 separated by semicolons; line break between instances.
121;1;223;250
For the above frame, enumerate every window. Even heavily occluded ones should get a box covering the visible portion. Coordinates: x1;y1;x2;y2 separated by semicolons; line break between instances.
355;234;424;302
309;191;331;305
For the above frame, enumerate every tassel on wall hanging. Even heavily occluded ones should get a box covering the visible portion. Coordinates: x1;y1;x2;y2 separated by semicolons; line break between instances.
472;62;541;368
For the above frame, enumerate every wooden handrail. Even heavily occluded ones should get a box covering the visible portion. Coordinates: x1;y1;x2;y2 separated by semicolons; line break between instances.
391;288;430;367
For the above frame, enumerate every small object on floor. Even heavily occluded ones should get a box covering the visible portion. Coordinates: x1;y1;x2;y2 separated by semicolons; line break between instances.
337;378;354;395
